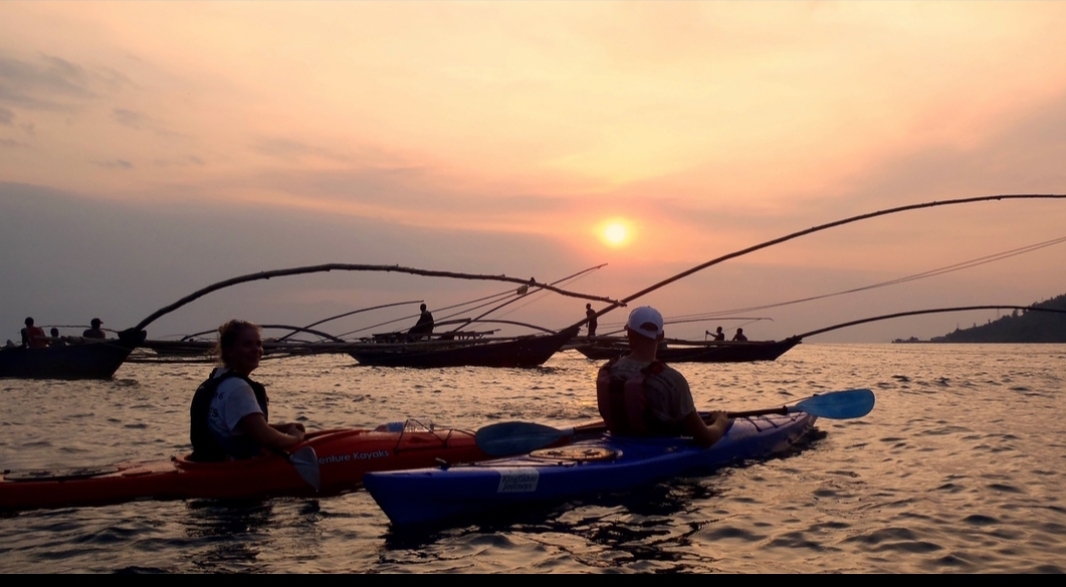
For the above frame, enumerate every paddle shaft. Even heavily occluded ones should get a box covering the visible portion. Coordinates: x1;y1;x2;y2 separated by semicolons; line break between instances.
474;389;873;456
565;407;788;439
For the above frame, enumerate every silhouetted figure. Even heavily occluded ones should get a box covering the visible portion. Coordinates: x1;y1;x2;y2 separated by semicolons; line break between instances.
82;318;106;339
21;317;47;349
585;303;598;338
49;327;67;347
711;326;725;341
409;304;435;340
732;328;748;342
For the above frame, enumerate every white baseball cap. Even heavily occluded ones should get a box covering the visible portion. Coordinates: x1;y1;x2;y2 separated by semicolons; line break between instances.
625;306;664;340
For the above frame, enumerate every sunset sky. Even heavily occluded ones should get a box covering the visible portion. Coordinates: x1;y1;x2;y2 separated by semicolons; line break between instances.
2;1;1064;343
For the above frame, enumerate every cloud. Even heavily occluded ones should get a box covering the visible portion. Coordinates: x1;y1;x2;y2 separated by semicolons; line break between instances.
0;106;12;125
94;159;133;169
0;138;28;148
251;137;350;163
112;107;143;128
0;53;111;110
152;155;206;168
0;181;582;338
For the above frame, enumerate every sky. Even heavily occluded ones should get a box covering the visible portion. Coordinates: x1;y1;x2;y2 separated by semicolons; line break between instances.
1;1;1064;343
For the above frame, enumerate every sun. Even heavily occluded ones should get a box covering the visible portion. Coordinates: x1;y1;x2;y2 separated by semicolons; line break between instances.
600;219;631;248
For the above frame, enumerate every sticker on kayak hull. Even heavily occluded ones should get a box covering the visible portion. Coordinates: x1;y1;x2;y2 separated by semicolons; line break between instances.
529;447;619;462
496;468;539;493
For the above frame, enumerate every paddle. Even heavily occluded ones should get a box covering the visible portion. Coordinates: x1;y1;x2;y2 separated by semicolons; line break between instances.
475;388;875;457
274;446;321;492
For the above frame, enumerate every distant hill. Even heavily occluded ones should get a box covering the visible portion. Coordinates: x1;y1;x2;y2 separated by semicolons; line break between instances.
926;294;1066;343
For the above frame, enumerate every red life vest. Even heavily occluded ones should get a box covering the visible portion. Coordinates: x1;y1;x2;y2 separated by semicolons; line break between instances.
24;326;47;348
596;358;667;436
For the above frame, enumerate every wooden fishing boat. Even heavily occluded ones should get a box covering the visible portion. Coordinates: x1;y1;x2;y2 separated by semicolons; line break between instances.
349;326;580;368
0;330;146;380
570;335;801;363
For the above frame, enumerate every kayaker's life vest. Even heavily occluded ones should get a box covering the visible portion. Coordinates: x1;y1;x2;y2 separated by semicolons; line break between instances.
596;358;669;436
189;369;270;462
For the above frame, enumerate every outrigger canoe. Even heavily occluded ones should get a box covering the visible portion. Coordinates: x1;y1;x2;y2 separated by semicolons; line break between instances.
0;330;146;380
571;336;801;363
349;326;579;368
364;389;875;527
0;420;491;512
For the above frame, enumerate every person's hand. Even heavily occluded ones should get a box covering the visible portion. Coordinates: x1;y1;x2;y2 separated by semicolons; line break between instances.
706;411;729;431
278;422;306;438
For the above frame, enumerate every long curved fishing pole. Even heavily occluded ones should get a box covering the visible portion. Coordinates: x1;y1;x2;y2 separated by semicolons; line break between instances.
128;263;621;335
275;300;424;342
335;264;608;338
792;305;1066;340
682;234;1066;320
453;263;607;332
174;324;345;342
335;290;520;338
572;194;1066;329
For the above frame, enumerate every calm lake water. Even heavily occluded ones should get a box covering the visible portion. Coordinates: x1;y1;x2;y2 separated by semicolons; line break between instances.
2;344;1064;573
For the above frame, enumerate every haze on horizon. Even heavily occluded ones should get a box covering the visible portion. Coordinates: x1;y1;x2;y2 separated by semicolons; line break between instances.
2;1;1064;343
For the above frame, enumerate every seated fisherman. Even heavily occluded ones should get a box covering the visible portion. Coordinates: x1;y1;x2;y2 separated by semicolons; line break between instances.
408;303;435;340
20;317;48;349
82;318;106;339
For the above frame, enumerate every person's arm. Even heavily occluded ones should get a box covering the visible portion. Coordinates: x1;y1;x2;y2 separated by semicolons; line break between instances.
239;413;305;451
271;422;306;435
682;410;729;448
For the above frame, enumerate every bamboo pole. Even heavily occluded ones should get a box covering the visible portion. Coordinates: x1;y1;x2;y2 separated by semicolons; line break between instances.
129;264;620;334
575;194;1066;329
792;305;1066;340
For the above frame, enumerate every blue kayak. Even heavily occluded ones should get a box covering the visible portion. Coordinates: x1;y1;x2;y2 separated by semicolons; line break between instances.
364;412;817;526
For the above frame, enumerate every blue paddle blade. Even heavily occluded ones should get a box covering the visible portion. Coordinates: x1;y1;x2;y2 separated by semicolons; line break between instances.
475;421;568;457
792;388;875;419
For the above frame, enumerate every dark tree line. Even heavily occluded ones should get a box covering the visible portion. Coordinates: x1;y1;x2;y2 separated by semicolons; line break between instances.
930;294;1066;343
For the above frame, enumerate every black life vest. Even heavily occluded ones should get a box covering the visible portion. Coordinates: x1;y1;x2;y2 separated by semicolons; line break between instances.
189;369;269;462
596;358;669;436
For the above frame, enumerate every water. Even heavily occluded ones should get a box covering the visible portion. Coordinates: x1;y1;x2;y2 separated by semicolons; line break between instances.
1;344;1064;572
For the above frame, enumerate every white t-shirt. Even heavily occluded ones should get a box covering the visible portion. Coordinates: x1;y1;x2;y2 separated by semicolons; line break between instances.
206;368;264;445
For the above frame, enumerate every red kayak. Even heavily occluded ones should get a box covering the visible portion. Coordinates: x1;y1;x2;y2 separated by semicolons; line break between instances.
1;420;491;511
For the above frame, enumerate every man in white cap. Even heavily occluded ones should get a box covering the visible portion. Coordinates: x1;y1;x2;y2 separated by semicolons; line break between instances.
596;306;729;448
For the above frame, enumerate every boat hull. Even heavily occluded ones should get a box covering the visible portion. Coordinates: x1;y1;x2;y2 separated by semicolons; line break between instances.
349;327;578;368
1;426;490;511
572;336;801;363
0;340;136;379
364;412;817;526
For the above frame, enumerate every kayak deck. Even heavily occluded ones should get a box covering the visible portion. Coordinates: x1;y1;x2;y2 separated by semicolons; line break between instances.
1;422;489;512
364;413;817;526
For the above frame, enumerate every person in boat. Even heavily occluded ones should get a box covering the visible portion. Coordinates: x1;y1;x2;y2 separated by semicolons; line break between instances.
49;327;67;347
82;318;106;339
20;317;48;349
585;303;598;338
190;319;306;461
711;326;725;341
408;303;435;340
732;328;748;342
597;306;729;449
